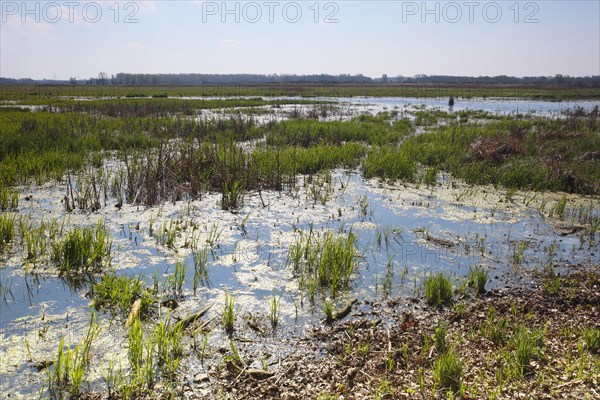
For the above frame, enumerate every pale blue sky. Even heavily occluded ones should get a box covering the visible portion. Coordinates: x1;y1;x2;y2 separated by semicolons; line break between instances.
1;1;599;79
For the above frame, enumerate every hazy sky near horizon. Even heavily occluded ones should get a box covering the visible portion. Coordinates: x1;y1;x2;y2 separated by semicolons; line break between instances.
1;0;599;79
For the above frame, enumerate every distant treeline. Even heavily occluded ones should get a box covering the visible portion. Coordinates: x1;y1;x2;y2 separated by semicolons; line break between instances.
1;73;599;87
111;73;372;85
380;74;600;87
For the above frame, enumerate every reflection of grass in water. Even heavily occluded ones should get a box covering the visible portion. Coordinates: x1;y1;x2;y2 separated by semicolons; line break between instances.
0;276;14;304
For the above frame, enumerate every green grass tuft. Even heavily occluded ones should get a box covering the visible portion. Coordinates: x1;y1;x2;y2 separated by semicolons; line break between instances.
51;223;111;275
433;347;462;392
424;273;453;306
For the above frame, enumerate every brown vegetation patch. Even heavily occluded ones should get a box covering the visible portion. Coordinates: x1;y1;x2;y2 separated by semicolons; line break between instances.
468;135;525;162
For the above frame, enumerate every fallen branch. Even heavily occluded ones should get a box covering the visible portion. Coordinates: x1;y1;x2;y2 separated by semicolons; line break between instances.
173;303;213;332
246;369;275;379
332;297;358;322
553;379;583;390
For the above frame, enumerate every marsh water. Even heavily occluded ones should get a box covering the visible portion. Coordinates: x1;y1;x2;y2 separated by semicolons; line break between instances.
0;97;599;398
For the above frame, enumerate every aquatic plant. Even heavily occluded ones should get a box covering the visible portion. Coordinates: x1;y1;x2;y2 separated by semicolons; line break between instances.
397;115;600;195
512;240;528;265
221;180;245;211
510;325;545;377
0;212;15;252
46;312;101;399
193;246;210;293
153;314;183;380
322;299;334;323
155;219;179;251
90;272;155;320
164;260;186;298
51;223;111;275
222;292;236;335
224;339;244;373
362;146;417;182
434;323;448;355
269;289;281;329
467;266;488;295
0;187;19;211
288;230;359;298
206;222;223;248
424;272;453;306
481;306;510;346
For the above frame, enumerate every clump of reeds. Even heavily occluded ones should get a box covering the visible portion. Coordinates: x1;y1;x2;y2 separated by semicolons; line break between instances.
288;229;359;299
467;266;488;295
51;223;111;275
222;292;236;335
424;272;453;306
46;312;101;399
90;272;156;320
0;212;16;252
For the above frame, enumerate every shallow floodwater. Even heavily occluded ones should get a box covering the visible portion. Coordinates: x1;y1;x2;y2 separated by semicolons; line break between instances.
179;95;600;116
5;95;598;117
340;96;600;116
193;96;600;125
0;98;599;398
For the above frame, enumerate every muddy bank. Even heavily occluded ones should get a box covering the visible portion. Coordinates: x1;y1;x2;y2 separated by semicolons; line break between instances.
184;264;599;400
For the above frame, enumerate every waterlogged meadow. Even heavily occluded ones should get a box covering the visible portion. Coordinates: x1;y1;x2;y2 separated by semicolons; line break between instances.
0;91;599;399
